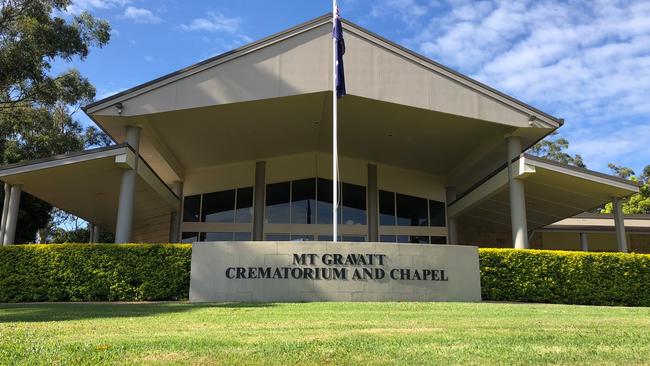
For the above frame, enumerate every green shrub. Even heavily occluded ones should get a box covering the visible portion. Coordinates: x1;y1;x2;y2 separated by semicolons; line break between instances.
1;245;649;306
0;244;191;302
479;249;650;306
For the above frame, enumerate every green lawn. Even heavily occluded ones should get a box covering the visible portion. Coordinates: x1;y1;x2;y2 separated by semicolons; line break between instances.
1;302;649;365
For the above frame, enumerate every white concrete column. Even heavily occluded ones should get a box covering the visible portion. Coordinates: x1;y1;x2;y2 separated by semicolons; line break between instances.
169;181;184;242
367;163;379;242
115;125;141;244
91;224;101;243
580;232;589;252
446;187;458;245
506;136;529;249
0;182;11;245
612;197;628;253
253;161;266;241
3;184;22;245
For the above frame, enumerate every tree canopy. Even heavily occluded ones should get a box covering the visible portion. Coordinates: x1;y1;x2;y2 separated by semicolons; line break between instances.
601;164;650;215
0;0;111;243
529;131;648;216
528;131;586;168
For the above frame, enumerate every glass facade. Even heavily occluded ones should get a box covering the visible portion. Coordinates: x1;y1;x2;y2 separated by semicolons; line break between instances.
202;190;235;223
265;233;290;241
341;182;366;225
264;178;367;225
195;232;253;241
181;232;199;243
379;190;446;229
396;193;428;226
379;235;446;244
316;178;333;224
265;182;290;223
291;178;316;224
429;200;446;227
235;187;254;223
430;236;446;244
182;176;446;244
183;195;201;222
379;190;396;226
183;187;254;224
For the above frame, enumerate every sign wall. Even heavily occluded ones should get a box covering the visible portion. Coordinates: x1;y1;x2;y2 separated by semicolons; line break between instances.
190;241;481;302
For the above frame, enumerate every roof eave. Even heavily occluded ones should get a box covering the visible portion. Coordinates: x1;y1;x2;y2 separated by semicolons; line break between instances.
84;12;561;130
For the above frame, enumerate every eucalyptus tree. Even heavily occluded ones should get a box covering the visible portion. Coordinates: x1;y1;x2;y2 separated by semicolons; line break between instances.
0;0;111;242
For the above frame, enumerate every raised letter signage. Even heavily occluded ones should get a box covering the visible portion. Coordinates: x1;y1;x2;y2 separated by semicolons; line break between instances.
190;241;481;302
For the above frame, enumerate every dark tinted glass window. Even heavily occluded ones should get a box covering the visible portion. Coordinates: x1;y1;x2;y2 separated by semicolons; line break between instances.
379;190;395;226
318;235;339;241
342;183;366;225
410;235;430;244
183;195;201;222
397;235;410;243
380;235;397;243
430;236;446;244
291;178;316;224
290;234;314;241
396;193;428;226
181;232;199;243
202;190;235;223
429;200;446;227
234;232;252;241
266;182;290;223
235;187;253;223
201;232;234;241
342;235;366;242
265;233;290;241
317;178;333;224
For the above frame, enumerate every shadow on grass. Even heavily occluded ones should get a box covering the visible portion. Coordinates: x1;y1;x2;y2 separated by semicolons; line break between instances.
0;302;278;323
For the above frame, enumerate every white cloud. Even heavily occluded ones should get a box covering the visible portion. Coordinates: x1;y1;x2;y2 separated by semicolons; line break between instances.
66;0;130;15
405;0;650;172
121;6;161;24
569;124;650;172
180;12;242;33
370;0;431;26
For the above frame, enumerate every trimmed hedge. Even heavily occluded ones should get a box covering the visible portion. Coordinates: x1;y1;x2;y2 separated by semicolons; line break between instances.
0;244;191;302
480;249;650;306
1;245;649;306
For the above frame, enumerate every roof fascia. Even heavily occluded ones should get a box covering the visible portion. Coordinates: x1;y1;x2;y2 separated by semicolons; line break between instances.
0;144;129;176
0;144;180;201
523;154;640;193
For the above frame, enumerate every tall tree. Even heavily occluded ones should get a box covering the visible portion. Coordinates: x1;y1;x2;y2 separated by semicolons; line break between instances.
606;163;635;180
528;131;586;168
601;164;650;215
0;0;111;243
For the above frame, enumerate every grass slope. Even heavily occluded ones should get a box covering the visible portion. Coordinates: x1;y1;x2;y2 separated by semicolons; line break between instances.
1;302;649;365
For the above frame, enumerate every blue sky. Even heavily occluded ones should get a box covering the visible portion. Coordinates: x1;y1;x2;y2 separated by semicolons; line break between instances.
56;0;650;176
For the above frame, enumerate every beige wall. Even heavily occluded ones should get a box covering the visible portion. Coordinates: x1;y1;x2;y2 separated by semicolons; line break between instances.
458;225;650;253
458;222;513;248
539;231;650;253
184;152;444;200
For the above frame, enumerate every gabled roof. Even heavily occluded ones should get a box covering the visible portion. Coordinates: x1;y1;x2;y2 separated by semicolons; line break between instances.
83;13;561;128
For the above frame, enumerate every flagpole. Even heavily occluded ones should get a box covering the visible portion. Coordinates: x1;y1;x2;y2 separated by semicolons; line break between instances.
332;0;339;242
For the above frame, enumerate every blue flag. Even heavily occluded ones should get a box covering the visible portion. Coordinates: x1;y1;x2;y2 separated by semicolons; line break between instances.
333;6;346;98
